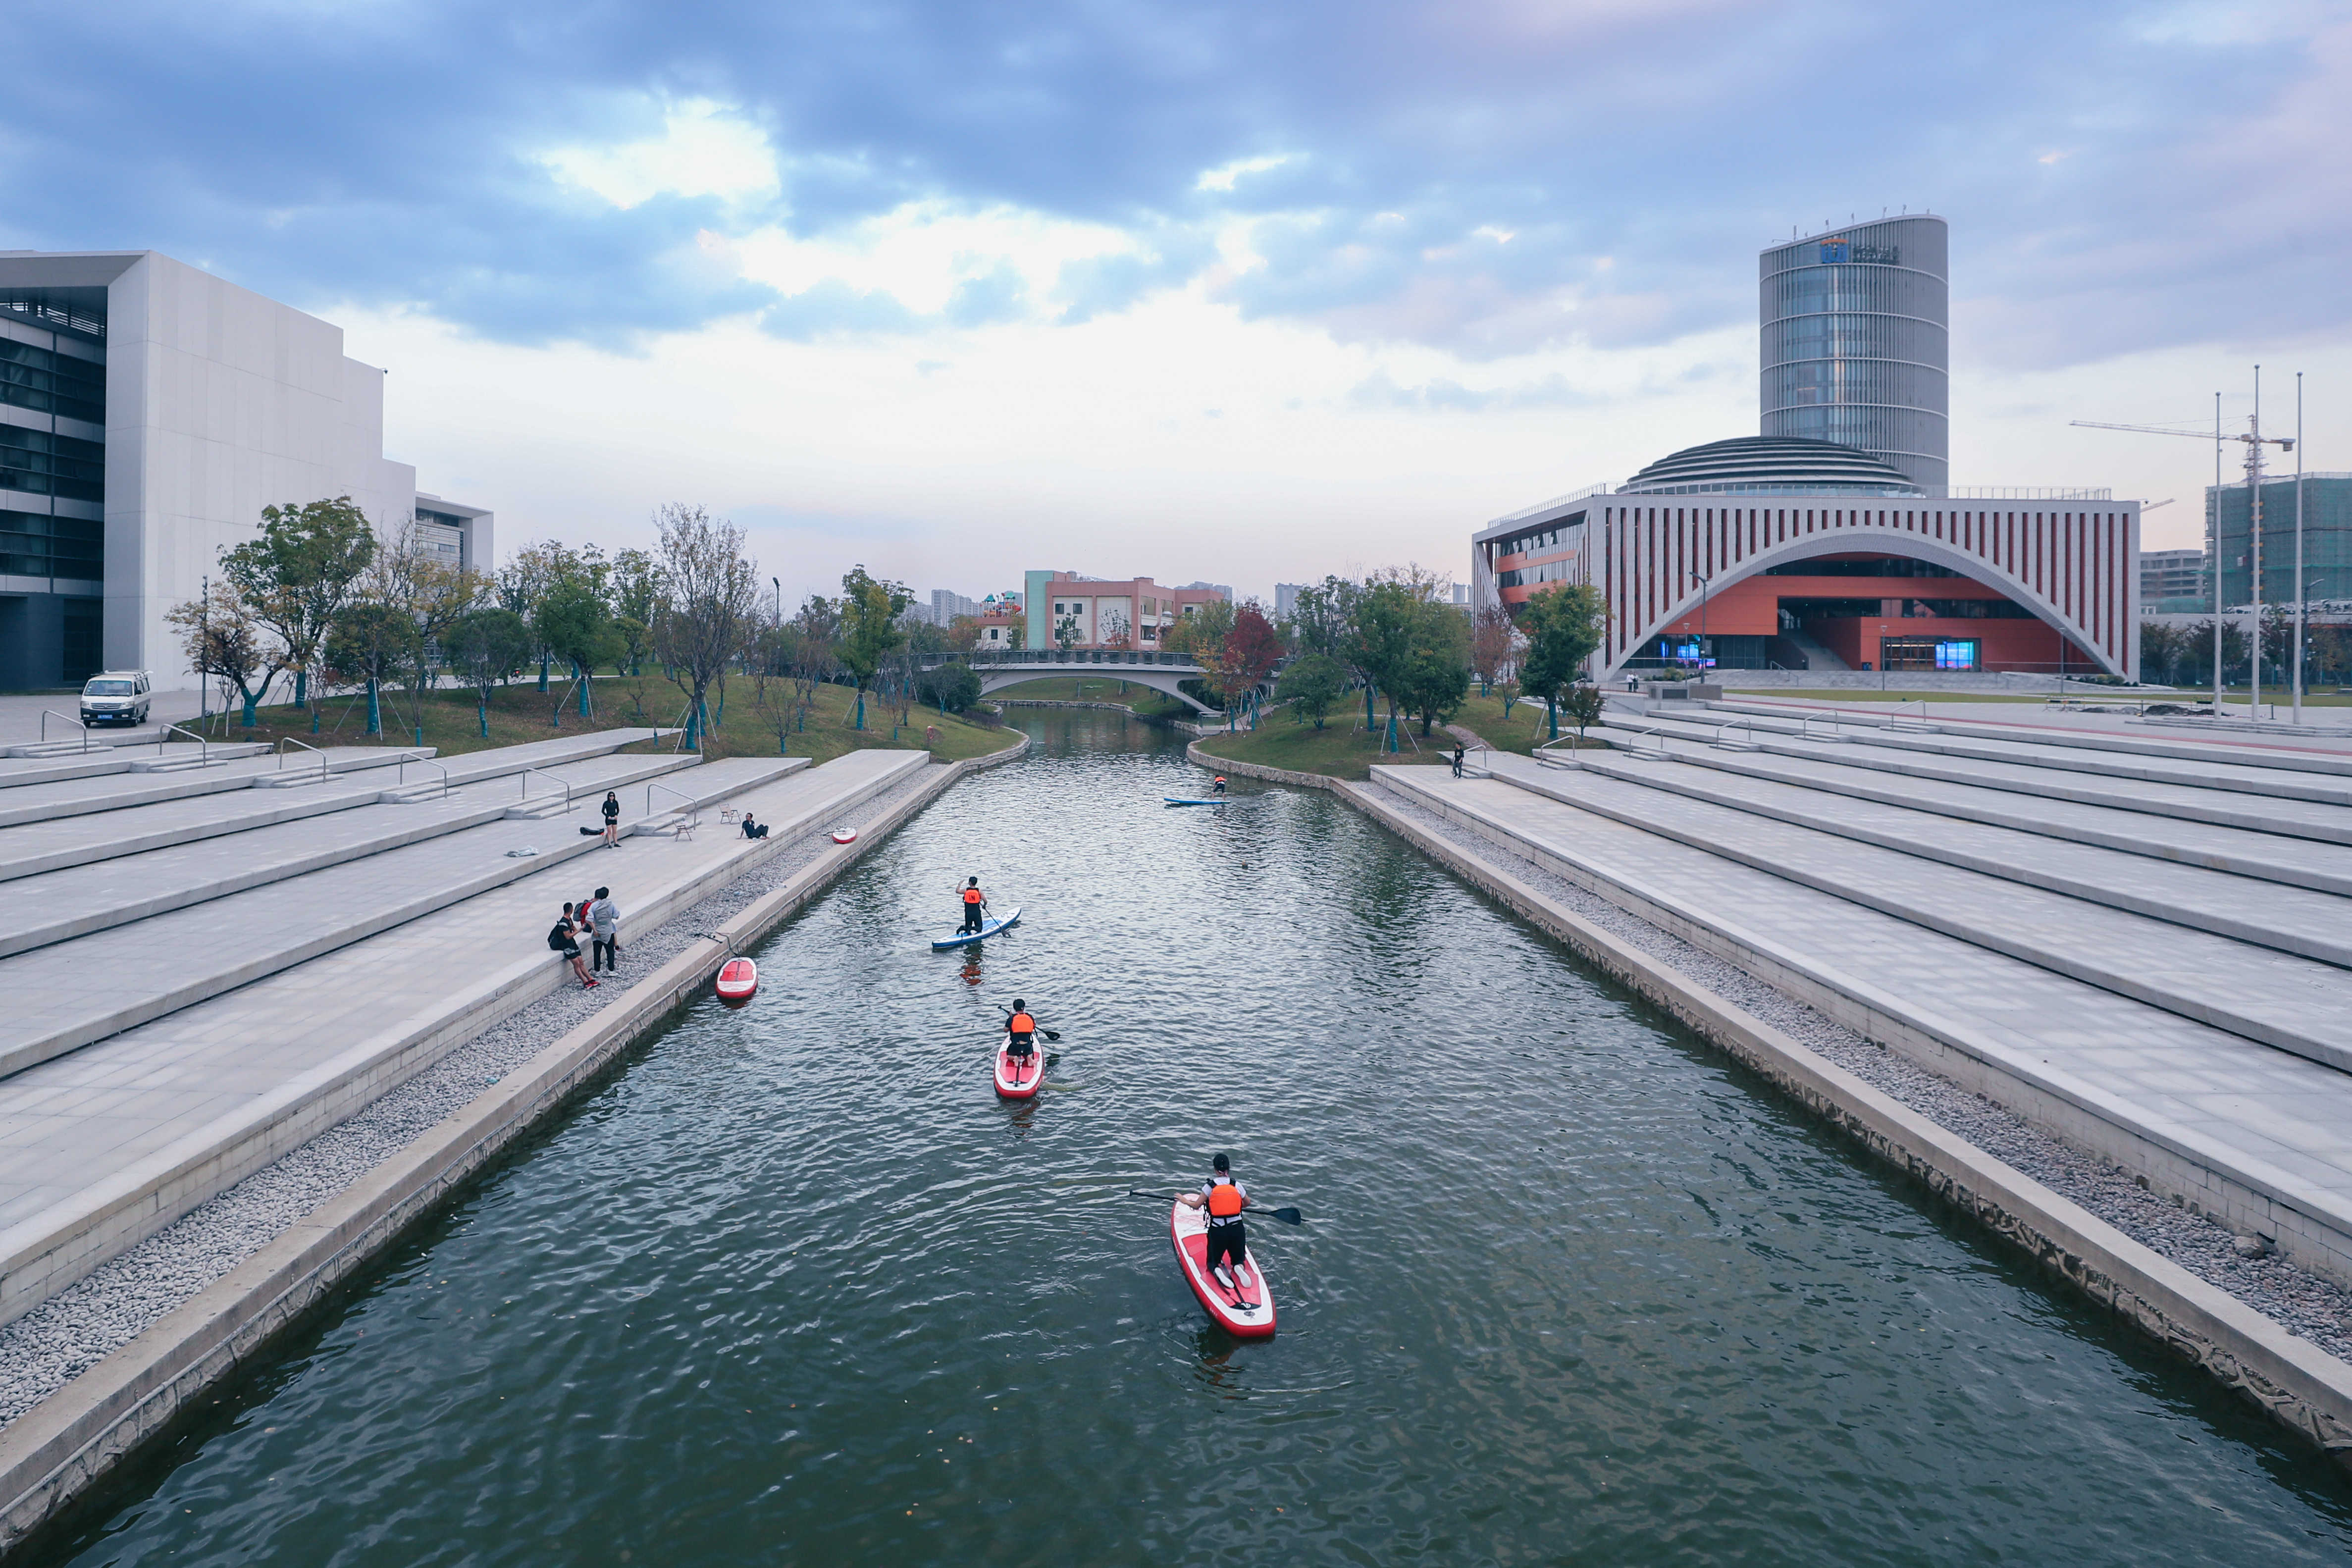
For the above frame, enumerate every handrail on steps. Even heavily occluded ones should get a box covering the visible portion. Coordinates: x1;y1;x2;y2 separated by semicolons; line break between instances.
275;735;327;783
645;779;699;829
157;723;208;765
1799;714;1845;745
521;767;573;814
395;751;448;797
40;710;91;752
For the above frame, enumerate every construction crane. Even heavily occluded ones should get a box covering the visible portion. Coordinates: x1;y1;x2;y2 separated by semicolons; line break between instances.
2072;380;2297;716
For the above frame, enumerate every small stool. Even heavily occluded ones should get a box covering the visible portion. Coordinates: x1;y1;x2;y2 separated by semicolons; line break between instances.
720;807;739;824
673;816;698;841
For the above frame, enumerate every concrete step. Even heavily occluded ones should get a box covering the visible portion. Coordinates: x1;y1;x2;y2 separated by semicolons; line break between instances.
1363;769;2352;1300
1591;715;2352;847
1703;698;2352;783
0;755;138;790
1573;726;2352;896
0;746;926;1329
0;753;817;1081
1541;749;2352;956
0;754;702;960
1416;760;2352;1076
0;741;97;760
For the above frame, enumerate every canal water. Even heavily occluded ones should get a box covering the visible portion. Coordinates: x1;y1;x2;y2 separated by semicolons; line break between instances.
33;714;2352;1565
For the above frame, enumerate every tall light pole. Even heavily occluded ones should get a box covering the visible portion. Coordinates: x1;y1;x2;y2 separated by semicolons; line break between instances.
1877;622;1887;692
2295;373;2306;724
2252;366;2266;718
772;576;781;626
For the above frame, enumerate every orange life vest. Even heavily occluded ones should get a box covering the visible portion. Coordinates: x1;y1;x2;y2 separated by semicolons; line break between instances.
1206;1179;1245;1219
963;887;984;904
1008;1011;1035;1035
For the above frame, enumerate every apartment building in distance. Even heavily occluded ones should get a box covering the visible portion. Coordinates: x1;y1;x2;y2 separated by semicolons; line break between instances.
1022;571;1230;650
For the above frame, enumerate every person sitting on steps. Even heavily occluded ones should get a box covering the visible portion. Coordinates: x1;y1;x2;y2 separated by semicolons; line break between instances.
548;904;598;990
740;812;769;839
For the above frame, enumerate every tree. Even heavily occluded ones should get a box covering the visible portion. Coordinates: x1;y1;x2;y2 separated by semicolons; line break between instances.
1352;572;1446;750
1398;599;1472;736
609;547;662;677
445;607;532;737
1276;651;1346;729
323;600;410;735
535;570;618;723
1099;608;1133;650
1563;683;1608;745
217;496;375;712
836;564;912;731
1519;582;1608;739
788;594;840;732
1203;601;1283;722
1055;612;1082;652
165;580;278;727
497;540;597;690
1470;602;1518;696
918;661;983;714
650;504;760;750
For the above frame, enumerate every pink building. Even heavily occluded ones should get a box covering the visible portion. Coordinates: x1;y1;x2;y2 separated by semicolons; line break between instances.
1022;571;1229;650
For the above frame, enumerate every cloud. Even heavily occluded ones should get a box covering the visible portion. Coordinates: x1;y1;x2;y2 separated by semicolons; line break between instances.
0;0;2343;370
1349;370;1604;411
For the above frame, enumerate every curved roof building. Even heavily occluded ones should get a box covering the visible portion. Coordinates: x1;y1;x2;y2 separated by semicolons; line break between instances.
1620;436;1924;498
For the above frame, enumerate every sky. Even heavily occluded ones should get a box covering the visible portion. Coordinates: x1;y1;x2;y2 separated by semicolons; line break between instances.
6;0;2349;608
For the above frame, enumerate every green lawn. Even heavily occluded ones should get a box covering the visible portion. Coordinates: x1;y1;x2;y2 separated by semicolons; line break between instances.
178;674;1019;766
1196;688;1610;781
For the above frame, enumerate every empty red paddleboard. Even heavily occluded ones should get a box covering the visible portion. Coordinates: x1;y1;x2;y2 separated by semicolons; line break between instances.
715;956;758;1003
831;828;858;844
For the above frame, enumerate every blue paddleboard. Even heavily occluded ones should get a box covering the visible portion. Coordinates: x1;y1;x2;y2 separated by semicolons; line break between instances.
1164;796;1230;806
932;905;1022;949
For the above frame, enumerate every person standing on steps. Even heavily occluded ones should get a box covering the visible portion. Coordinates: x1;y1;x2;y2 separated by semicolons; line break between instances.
590;886;622;973
601;789;622;847
1452;742;1465;779
960;877;988;935
549;904;598;989
1178;1154;1254;1293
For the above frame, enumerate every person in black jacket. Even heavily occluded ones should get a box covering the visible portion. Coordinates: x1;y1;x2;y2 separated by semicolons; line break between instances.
548;905;598;988
600;790;622;847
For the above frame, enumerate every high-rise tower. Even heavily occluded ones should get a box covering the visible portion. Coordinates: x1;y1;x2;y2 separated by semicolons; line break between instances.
1759;215;1948;492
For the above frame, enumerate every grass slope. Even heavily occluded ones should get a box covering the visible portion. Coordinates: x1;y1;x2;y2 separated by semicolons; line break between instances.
183;675;1017;765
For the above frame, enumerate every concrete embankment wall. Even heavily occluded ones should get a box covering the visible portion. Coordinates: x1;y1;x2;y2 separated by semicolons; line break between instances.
0;736;1028;1552
1190;741;2352;1464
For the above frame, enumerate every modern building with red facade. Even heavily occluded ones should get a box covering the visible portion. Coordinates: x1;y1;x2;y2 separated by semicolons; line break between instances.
1471;214;2140;681
1471;435;2140;679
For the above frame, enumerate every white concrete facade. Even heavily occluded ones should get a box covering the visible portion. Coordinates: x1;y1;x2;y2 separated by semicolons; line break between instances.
0;251;493;692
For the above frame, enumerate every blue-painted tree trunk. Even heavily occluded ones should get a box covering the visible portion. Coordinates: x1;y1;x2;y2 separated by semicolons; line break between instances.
855;689;866;731
538;658;549;691
1386;711;1399;753
366;679;381;735
577;665;590;717
478;702;490;738
1547;697;1558;740
295;669;308;707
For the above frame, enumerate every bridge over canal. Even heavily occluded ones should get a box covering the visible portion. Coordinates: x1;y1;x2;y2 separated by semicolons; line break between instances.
920;650;1256;714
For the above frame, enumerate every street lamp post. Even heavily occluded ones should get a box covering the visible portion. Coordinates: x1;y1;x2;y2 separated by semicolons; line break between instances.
1877;622;1887;693
2295;373;2306;725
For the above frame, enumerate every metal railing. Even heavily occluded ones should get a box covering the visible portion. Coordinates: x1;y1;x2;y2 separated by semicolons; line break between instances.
395;751;447;796
521;767;572;814
275;735;327;783
1888;699;1932;732
646;780;695;816
1799;714;1848;745
941;649;1209;670
1712;715;1761;751
157;723;209;765
40;710;92;752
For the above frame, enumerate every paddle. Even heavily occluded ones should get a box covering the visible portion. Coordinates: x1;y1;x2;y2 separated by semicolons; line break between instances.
999;1005;1061;1042
1126;1189;1304;1225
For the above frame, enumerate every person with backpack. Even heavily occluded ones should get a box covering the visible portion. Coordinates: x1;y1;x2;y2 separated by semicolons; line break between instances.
548;904;597;989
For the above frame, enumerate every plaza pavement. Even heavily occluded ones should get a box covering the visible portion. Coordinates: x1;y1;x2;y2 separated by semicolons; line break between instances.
0;743;930;1324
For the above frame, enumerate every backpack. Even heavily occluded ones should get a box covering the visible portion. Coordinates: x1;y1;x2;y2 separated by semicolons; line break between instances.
547;922;571;952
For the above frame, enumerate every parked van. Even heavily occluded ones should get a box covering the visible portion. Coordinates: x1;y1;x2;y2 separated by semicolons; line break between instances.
80;671;153;727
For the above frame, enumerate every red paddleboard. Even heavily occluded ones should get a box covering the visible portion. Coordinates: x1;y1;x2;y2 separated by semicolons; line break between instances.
831;828;857;845
994;1043;1041;1100
1170;1200;1275;1338
715;956;758;1003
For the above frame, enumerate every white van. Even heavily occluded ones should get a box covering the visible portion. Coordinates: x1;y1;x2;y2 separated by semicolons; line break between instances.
80;671;153;727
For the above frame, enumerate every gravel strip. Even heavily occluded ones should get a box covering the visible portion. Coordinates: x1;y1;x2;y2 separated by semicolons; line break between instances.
0;766;944;1429
1373;784;2352;1359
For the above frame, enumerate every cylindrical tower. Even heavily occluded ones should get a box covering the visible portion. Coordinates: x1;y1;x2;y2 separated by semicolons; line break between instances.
1759;215;1948;492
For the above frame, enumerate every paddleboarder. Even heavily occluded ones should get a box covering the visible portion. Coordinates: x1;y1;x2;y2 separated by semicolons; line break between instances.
960;877;988;935
1004;998;1039;1066
1177;1154;1254;1292
1211;775;1228;795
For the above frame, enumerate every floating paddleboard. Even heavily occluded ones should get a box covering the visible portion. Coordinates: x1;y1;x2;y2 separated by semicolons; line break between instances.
931;905;1021;950
994;1042;1042;1100
831;827;858;845
1163;796;1230;806
1169;1199;1276;1338
715;956;758;1003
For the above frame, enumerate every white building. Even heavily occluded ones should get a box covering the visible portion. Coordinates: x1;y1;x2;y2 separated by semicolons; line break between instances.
0;250;492;690
928;589;979;626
